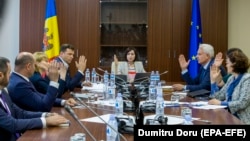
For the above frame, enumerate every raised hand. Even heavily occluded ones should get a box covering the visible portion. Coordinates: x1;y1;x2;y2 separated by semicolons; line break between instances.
114;54;119;66
47;60;60;82
58;62;67;81
210;64;222;84
178;54;190;71
214;52;224;67
75;55;87;73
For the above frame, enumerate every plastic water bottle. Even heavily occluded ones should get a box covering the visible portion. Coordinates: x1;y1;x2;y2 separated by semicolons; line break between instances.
148;81;156;102
155;71;160;85
155;93;164;116
103;70;109;99
85;68;90;82
115;93;123;116
106;114;120;141
156;82;163;97
183;115;193;125
110;71;116;85
104;70;109;84
150;71;155;83
108;82;116;104
91;68;97;83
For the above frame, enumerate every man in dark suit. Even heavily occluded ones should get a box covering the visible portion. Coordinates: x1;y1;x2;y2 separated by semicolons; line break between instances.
7;52;76;112
172;44;227;92
54;43;89;93
0;56;69;141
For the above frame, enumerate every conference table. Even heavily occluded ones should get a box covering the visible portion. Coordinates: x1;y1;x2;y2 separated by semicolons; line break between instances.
17;86;244;141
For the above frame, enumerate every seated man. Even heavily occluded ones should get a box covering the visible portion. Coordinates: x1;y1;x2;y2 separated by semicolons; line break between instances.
0;56;69;141
54;44;90;93
7;52;76;112
172;43;227;92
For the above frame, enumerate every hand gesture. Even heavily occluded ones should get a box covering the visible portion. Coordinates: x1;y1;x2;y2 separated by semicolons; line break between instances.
114;54;119;66
214;52;224;67
45;114;69;126
65;98;77;107
172;84;184;91
210;64;222;84
75;55;87;73
178;54;190;71
47;60;60;82
58;62;67;81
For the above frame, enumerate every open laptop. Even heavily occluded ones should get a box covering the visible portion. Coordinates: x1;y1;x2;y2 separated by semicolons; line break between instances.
133;72;151;84
115;74;127;85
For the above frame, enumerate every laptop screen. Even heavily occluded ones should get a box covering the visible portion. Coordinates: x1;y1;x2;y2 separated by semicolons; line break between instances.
133;72;151;84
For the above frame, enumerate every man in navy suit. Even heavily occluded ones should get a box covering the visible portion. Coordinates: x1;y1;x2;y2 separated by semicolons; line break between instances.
7;52;76;112
0;56;69;141
172;44;227;92
54;43;89;93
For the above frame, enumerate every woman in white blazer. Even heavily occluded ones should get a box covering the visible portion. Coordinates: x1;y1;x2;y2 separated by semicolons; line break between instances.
114;47;146;83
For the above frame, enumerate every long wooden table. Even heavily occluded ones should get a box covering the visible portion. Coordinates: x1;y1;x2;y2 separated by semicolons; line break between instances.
17;91;244;141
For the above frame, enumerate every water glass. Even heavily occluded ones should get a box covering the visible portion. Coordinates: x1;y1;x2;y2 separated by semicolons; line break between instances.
170;94;180;105
181;107;192;118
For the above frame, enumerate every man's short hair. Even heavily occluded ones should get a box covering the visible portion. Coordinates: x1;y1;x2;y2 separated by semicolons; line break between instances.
60;44;75;52
199;43;214;58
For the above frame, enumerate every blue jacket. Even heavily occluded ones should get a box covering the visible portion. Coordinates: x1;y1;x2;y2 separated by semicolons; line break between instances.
0;90;43;141
29;71;66;98
54;57;84;92
182;59;227;92
7;72;62;112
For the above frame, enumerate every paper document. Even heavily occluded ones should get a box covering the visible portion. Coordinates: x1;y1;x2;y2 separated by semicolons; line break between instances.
82;83;104;93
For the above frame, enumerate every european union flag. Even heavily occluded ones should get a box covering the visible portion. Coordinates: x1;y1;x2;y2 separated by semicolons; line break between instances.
189;0;203;78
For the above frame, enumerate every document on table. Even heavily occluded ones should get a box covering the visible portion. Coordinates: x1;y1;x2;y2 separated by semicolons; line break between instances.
191;101;227;110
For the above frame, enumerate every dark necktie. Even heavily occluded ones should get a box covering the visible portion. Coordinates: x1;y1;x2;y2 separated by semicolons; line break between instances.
0;93;11;115
199;67;206;81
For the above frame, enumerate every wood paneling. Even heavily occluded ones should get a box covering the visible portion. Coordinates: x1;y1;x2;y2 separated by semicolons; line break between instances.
20;0;228;82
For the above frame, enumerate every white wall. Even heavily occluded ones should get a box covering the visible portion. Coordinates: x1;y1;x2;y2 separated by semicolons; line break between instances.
0;0;19;71
228;0;250;57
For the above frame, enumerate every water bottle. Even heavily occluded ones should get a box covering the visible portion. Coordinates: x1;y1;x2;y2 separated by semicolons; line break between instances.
150;71;155;83
183;115;193;125
103;70;109;99
91;68;97;83
148;81;156;102
115;93;123;116
155;71;160;85
110;71;116;85
85;68;90;82
156;82;163;97
155;93;164;116
106;114;120;141
108;81;116;104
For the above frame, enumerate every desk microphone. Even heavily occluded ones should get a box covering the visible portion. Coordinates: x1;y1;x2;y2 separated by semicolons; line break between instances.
73;95;128;141
64;105;97;141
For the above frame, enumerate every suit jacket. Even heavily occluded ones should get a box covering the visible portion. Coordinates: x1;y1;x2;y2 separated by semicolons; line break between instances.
117;61;146;76
0;90;43;141
7;72;62;112
29;71;66;98
182;59;227;92
213;73;250;124
54;57;84;92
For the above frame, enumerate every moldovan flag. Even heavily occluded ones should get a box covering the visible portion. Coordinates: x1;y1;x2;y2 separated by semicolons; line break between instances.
43;0;60;61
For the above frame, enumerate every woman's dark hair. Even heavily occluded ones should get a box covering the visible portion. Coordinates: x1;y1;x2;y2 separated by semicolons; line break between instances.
226;48;242;56
123;47;139;62
227;51;249;74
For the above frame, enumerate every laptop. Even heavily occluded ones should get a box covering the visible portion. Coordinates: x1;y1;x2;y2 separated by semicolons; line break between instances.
133;72;151;84
115;74;127;85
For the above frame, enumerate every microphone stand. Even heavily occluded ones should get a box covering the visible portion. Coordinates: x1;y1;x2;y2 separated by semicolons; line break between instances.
73;96;128;141
64;105;97;141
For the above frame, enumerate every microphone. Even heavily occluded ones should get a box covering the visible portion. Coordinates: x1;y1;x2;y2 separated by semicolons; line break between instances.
64;105;97;141
159;70;168;76
73;95;128;141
